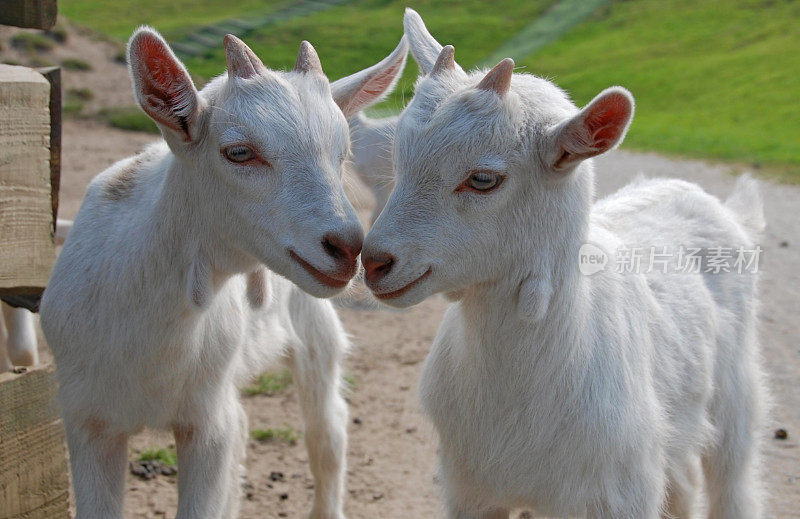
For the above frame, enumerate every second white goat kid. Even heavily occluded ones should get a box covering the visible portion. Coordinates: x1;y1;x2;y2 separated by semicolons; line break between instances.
40;29;408;519
361;9;766;519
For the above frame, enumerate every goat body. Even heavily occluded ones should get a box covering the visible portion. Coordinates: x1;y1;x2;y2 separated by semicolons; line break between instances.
40;28;408;519
362;10;766;518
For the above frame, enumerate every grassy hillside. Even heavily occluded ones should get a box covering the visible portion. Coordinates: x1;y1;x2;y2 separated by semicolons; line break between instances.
177;0;553;109
58;0;288;39
519;0;800;172
58;0;799;175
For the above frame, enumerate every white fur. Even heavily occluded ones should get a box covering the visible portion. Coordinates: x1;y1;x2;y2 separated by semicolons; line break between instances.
40;28;403;519
361;9;767;518
329;37;408;225
347;112;398;224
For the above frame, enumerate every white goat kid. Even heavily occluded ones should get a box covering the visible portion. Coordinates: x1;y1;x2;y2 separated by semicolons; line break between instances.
40;28;407;519
361;9;766;519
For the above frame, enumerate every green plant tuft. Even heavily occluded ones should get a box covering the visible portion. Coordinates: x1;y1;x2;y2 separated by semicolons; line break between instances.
243;369;293;397
61;57;92;71
11;32;55;52
251;426;300;445
137;447;178;466
99;106;159;134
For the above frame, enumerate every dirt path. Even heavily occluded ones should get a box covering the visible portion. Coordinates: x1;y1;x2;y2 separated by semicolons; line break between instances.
45;119;799;518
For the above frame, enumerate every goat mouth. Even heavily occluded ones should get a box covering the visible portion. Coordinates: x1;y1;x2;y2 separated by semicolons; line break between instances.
289;250;350;289
374;268;432;300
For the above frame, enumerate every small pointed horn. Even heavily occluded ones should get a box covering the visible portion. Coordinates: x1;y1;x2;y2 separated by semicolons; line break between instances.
224;34;266;79
294;40;324;75
430;45;455;76
477;58;514;97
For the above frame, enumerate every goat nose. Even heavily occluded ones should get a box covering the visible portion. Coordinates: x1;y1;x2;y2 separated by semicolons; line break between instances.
363;252;395;284
322;233;363;263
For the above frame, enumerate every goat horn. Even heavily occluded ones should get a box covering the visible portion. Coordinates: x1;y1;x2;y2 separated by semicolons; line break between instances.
224;34;267;79
294;40;324;75
430;45;456;76
477;58;514;97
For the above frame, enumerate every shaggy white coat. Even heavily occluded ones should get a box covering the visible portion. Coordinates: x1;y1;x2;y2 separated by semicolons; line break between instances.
40;28;407;519
362;9;766;519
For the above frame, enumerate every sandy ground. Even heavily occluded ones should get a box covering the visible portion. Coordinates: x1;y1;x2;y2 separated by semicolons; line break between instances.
2;24;798;518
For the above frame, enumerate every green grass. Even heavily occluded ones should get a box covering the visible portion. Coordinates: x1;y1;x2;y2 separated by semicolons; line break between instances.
61;57;93;71
10;32;55;52
242;369;293;396
137;447;178;466
56;0;799;175
58;0;288;39
99;106;159;133
519;0;800;173
181;0;553;108
251;425;300;445
342;374;358;389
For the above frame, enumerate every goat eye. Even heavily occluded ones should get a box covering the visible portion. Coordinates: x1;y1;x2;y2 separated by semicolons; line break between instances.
223;145;257;164
462;170;503;192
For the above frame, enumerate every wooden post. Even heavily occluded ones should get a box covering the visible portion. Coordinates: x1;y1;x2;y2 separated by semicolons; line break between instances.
0;365;70;518
0;0;58;30
36;66;61;231
0;64;57;297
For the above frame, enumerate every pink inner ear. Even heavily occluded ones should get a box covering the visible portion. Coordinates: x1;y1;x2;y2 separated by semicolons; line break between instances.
133;35;193;137
350;60;403;110
583;92;632;150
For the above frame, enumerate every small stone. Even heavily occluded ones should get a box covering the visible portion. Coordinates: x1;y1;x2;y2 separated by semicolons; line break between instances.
11;366;27;374
372;492;384;500
279;492;289;501
245;491;254;500
779;241;789;248
278;512;288;517
405;426;417;434
156;462;177;476
352;417;362;425
775;428;789;440
269;471;284;482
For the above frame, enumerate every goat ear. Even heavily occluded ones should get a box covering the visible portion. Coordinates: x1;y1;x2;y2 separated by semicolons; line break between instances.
477;58;514;97
330;36;408;118
549;87;634;171
403;8;464;77
127;27;200;143
294;40;324;75
224;34;267;79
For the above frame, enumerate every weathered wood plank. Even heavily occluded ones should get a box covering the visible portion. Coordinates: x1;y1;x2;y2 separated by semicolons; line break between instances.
36;66;61;231
0;65;56;293
0;0;58;30
0;365;70;519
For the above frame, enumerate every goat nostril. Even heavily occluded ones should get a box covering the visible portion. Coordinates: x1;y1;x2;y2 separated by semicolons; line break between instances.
322;238;342;260
364;253;395;283
377;257;393;273
322;234;362;262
